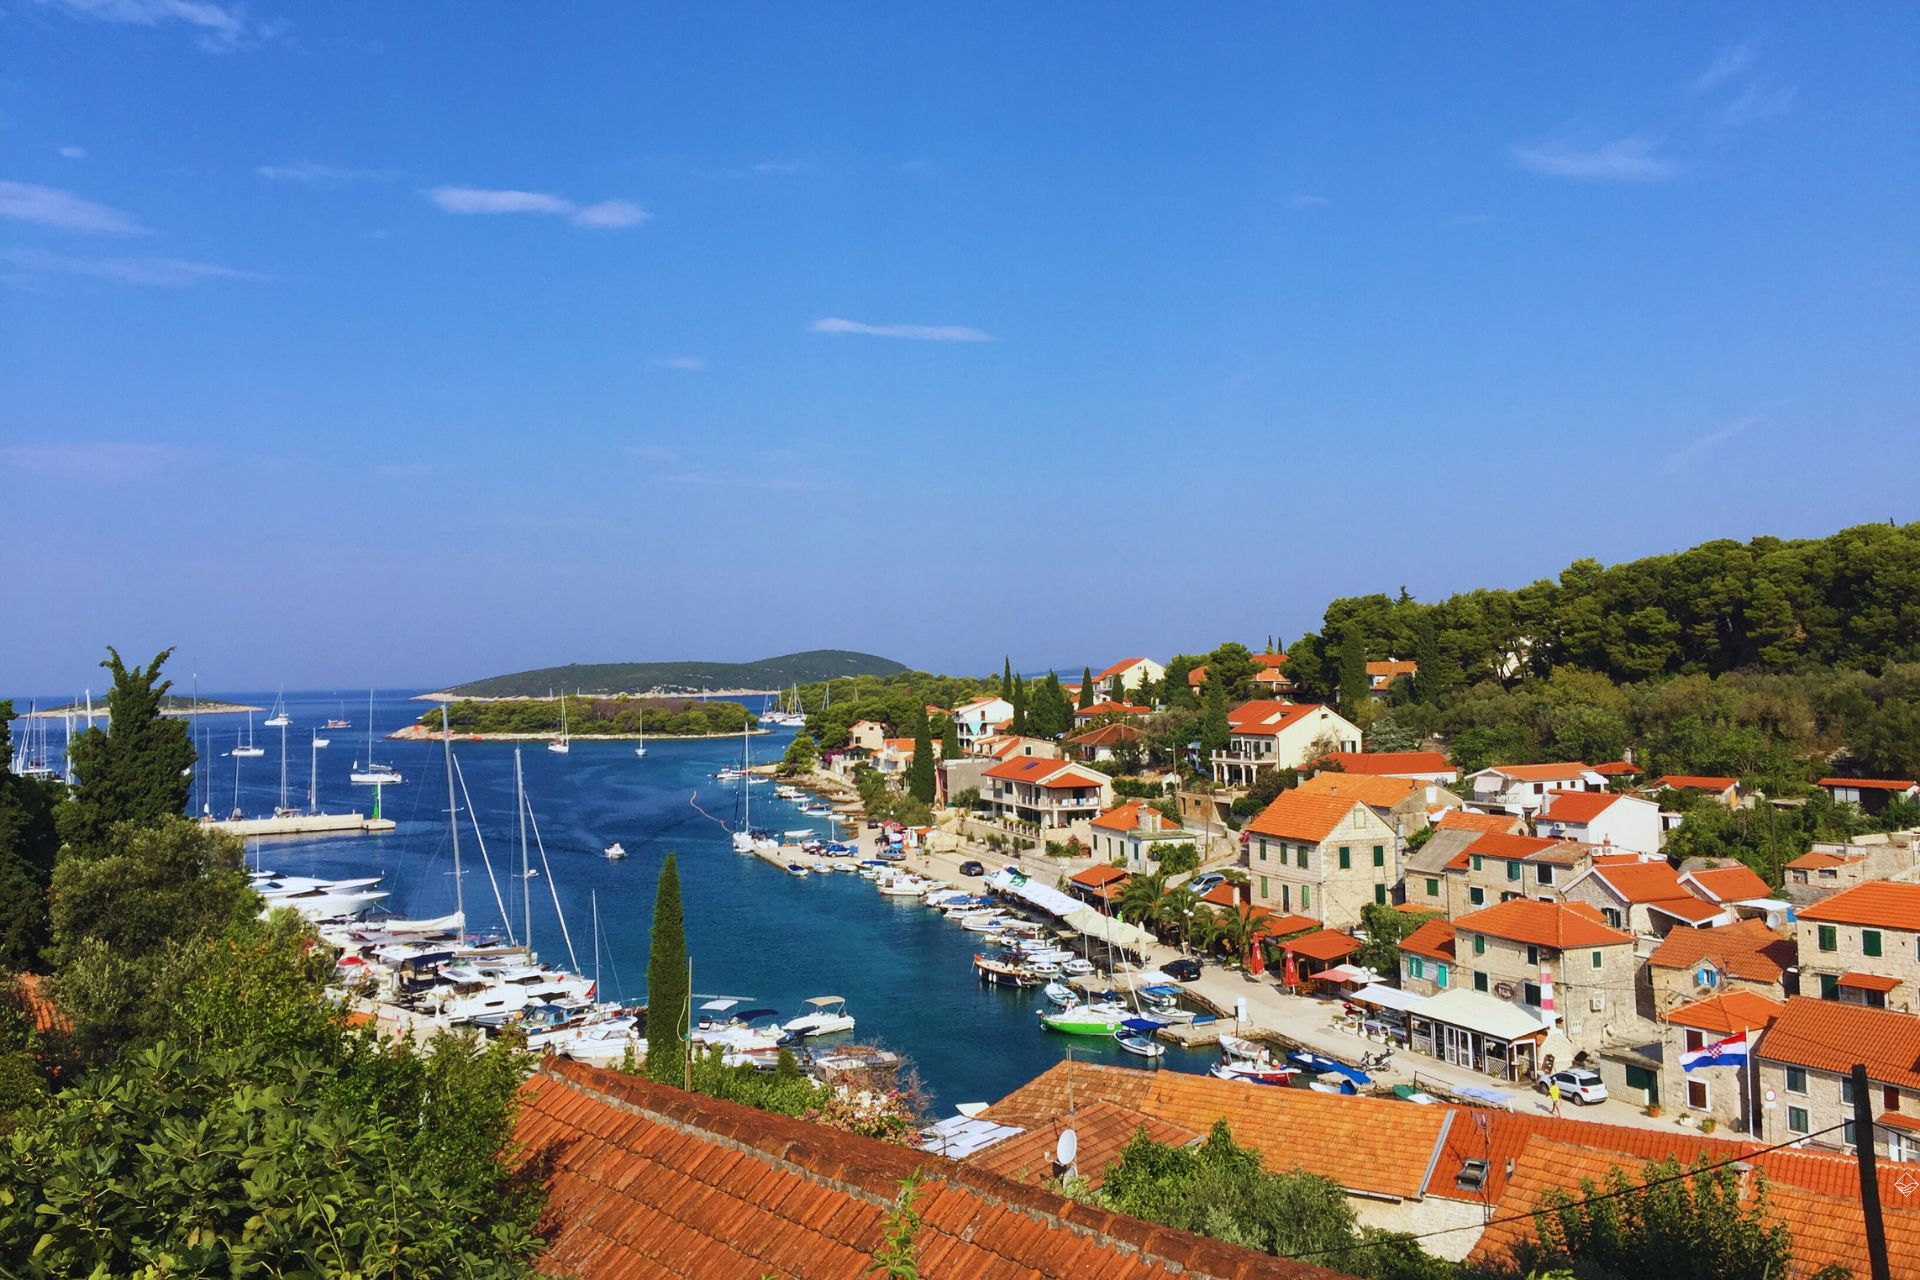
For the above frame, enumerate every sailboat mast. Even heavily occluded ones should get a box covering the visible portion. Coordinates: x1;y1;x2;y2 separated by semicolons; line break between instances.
442;706;464;928
308;730;319;814
516;747;531;956
593;891;601;996
742;719;751;832
277;717;288;813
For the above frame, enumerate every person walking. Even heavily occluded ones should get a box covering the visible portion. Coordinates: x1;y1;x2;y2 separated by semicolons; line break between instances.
1548;1077;1562;1117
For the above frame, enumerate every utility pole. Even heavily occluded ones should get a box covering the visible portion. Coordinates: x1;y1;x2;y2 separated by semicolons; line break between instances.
1854;1063;1891;1280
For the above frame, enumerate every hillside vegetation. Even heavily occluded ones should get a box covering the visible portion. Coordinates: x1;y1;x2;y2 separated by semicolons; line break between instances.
424;696;756;737
442;649;906;697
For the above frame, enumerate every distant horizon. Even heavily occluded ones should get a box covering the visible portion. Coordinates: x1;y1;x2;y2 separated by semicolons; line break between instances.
5;5;1916;692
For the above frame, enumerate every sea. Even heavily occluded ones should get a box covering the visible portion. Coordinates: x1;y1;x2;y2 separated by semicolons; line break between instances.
6;688;1221;1112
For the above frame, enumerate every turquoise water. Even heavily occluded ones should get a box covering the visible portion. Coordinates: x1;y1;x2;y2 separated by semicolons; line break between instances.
25;688;1217;1111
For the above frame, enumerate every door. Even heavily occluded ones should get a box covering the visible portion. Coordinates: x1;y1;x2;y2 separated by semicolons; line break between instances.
1442;1024;1474;1068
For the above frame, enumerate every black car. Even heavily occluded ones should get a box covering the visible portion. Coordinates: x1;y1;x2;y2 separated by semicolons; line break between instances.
958;860;985;877
1162;958;1202;982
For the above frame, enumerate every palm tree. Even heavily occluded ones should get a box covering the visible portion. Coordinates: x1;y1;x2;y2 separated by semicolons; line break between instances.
1188;906;1231;961
1214;904;1260;971
1116;869;1168;926
1155;886;1202;949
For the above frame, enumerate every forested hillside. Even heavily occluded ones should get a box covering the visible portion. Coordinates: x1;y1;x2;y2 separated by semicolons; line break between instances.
443;650;906;698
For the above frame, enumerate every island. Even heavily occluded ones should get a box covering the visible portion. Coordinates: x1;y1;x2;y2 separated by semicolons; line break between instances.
396;695;760;741
422;648;906;699
19;695;263;718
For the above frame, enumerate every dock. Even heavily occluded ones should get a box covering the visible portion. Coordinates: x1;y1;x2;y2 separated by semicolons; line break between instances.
207;812;396;838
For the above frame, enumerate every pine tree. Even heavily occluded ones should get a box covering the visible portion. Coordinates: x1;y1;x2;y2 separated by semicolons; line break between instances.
1001;658;1013;699
59;647;197;856
644;854;689;1087
1337;629;1370;721
907;706;936;803
1078;668;1095;710
1011;674;1028;735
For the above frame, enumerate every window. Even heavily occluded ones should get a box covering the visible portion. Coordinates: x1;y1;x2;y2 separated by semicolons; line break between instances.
1374;884;1387;905
1696;967;1719;988
1537;865;1556;885
1787;1105;1809;1134
1842;1076;1856;1105
1435;963;1448;988
1474;971;1489;992
1473;934;1486;956
1373;845;1385;867
1300;885;1311;910
1408;957;1425;980
1471;855;1483;872
1786;1067;1807;1094
1684;1029;1704;1052
1259;875;1269;899
1258;840;1267;862
1338;846;1351;870
1868;989;1888;1009
1844;1119;1859;1149
1470;887;1486;906
1819;973;1839;999
1507;860;1521;882
1426;877;1440;897
1887;1088;1902;1113
1591;950;1603;969
1864;929;1883;958
1686;1079;1709;1110
1523;982;1541;1006
1526;944;1539;965
1296;845;1308;869
1602;907;1623;928
1817;925;1837;953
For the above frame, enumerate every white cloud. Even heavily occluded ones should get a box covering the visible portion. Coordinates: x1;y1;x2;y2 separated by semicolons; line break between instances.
0;180;147;234
1667;415;1759;469
0;440;173;484
2;247;266;286
1722;83;1797;127
59;146;87;159
33;0;278;52
256;160;396;185
425;186;648;229
1287;193;1330;210
808;316;993;343
1692;43;1754;93
1509;135;1676;182
648;355;707;372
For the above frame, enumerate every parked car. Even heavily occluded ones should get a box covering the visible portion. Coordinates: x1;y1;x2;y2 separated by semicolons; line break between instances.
1162;958;1202;982
865;819;882;830
1537;1068;1608;1105
1188;872;1227;895
958;860;985;877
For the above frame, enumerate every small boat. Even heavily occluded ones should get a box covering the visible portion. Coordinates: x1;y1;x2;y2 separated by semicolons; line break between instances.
1212;1034;1296;1086
231;716;265;759
783;828;814;840
349;691;403;785
785;863;809;877
548;691;571;754
1115;1018;1166;1059
312;735;331;749
1286;1051;1371;1088
264;691;290;730
604;842;628;861
1393;1083;1441;1105
1039;1002;1131;1036
1042;981;1077;1006
974;954;1041;989
1060;958;1095;977
782;996;854;1039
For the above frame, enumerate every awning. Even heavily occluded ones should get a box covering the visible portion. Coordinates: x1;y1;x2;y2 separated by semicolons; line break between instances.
1410;988;1550;1041
1062;906;1158;950
1352;982;1425;1013
1839;971;1901;992
986;868;1083;919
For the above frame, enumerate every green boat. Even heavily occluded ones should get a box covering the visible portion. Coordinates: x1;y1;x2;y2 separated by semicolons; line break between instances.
1038;1003;1130;1036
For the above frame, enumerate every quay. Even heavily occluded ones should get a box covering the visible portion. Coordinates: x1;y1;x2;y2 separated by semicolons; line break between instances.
208;812;396;838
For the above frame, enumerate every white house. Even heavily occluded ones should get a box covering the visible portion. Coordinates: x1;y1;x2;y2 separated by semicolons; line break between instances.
1533;789;1663;856
1466;762;1609;817
1087;800;1196;872
981;757;1114;830
1210;701;1362;787
1094;657;1165;699
845;720;888;754
948;696;1014;755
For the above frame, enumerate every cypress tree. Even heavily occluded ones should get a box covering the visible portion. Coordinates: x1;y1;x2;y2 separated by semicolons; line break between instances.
644;853;689;1087
1078;668;1095;710
907;706;936;803
1337;629;1370;721
1011;674;1028;735
1001;658;1013;699
59;647;197;855
940;714;961;761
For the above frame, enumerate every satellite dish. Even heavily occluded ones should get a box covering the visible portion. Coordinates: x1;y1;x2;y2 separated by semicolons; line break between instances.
1055;1129;1079;1169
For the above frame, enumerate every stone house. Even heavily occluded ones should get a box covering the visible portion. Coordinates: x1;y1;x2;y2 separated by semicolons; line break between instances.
1448;898;1637;1058
1783;829;1920;909
1816;777;1920;815
1795;881;1920;1011
1292;770;1458;838
1659;991;1785;1135
1398;917;1457;997
1755;996;1920;1161
1561;860;1720;938
1245;789;1400;929
1643;918;1796;1020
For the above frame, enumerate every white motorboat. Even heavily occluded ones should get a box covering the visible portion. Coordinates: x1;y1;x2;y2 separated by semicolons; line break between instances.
1060;958;1095;977
604;842;627;860
783;828;814;840
732;830;755;853
1115;1019;1166;1059
371;910;465;936
786;863;809;877
553;1018;645;1068
781;995;854;1039
1043;981;1078;1006
877;878;927;897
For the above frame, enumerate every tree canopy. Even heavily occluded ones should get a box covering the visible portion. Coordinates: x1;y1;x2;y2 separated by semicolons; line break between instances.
58;647;195;854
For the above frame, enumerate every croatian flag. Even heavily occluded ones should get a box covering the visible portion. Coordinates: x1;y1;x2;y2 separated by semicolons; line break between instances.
1681;1030;1751;1072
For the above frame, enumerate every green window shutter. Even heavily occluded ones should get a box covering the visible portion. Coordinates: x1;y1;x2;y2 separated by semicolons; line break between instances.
1865;930;1883;958
1297;845;1308;869
1471;854;1482;871
1435;964;1448;987
1591;950;1602;969
1787;1106;1809;1133
1473;934;1486;956
1474;971;1488;992
1817;925;1837;952
1374;884;1387;905
1409;957;1424;979
1507;860;1520;881
1259;875;1268;898
1372;845;1384;867
1426;877;1439;896
1338;846;1351;870
1301;885;1311;910
1786;1067;1806;1093
1819;973;1839;999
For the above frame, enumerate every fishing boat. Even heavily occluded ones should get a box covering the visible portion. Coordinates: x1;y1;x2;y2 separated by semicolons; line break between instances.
1038;1001;1132;1036
547;691;571;754
231;714;265;759
785;862;809;877
973;954;1042;989
781;996;854;1039
603;842;627;861
349;692;403;785
1042;981;1077;1006
1115;1018;1167;1059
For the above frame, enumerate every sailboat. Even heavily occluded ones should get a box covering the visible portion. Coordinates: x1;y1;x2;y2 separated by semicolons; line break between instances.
325;699;351;731
633;706;646;758
730;720;758;853
548;691;571;754
264;690;290;729
349;691;403;785
231;713;266;759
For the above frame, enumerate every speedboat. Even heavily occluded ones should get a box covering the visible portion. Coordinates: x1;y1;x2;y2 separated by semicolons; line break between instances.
1042;981;1078;1006
604;842;628;860
1115;1018;1166;1059
782;996;854;1039
786;863;809;877
1060;958;1095;977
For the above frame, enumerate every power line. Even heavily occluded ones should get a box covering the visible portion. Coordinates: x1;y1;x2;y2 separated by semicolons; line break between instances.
1284;1119;1854;1261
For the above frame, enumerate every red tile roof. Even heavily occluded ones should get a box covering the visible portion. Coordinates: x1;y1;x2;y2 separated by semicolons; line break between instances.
1310;750;1454;776
1838;971;1901;992
1284;929;1360;963
1645;918;1795;983
1817;776;1919;791
1430;1107;1750;1207
1433;809;1524;835
986;1062;1456;1203
1070;864;1130;889
1225;702;1324;737
1463;832;1561;860
1590;759;1641;776
1253;653;1289;669
1096;657;1152;680
1798;881;1920;930
1451;899;1632;949
1483;762;1593;782
1293;771;1420;809
962;1100;1199;1189
1581;860;1689;905
1066;722;1144;747
1075;700;1152;719
982;757;1107;791
1365;660;1417;681
515;1058;1343;1280
1088;799;1184;835
1655;774;1739;792
1681;864;1772;902
1785;850;1862;870
1662;991;1785;1034
1398;918;1456;962
1646;897;1727;925
1757;996;1920;1090
1536;789;1626;824
1246;791;1371;843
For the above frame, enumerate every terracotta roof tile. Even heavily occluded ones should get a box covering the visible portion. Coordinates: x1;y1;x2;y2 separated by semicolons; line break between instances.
13;974;70;1036
1310;751;1454;776
1655;774;1739;791
1398;918;1456;962
1785;850;1862;870
1590;760;1641;776
1433;809;1525;834
1069;864;1130;889
1483;762;1593;782
1660;991;1785;1033
1681;864;1773;902
1818;776;1919;791
1246;792;1369;843
1284;929;1361;962
1758;996;1920;1090
1226;702;1323;737
963;1100;1198;1188
1536;789;1627;824
515;1059;1343;1280
1582;861;1689;905
1293;772;1420;809
1798;881;1920;930
1645;919;1795;983
1452;899;1632;949
1838;971;1901;992
1464;832;1561;860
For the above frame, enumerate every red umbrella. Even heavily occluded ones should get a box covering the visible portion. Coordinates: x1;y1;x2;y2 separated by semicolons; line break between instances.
1282;946;1299;988
1248;931;1267;976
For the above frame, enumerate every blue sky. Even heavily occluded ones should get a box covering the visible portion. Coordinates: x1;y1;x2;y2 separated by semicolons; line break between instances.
4;3;1916;693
